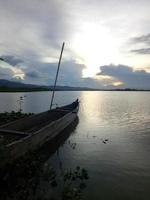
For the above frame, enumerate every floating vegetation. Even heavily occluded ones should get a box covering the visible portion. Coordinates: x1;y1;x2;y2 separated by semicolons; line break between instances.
63;166;89;182
0;145;89;200
0;111;88;200
101;138;109;144
62;185;82;200
68;140;77;150
41;163;89;200
0;152;43;200
42;163;57;188
0;139;5;160
61;166;89;200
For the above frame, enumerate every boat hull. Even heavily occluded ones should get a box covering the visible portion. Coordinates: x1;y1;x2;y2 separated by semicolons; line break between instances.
0;100;79;167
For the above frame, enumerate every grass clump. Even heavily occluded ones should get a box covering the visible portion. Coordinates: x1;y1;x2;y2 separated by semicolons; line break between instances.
0;111;33;126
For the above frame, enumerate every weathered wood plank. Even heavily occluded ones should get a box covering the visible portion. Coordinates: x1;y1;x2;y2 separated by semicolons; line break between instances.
0;100;79;167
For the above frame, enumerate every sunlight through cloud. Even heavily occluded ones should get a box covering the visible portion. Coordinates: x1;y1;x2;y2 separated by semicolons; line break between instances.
72;22;120;77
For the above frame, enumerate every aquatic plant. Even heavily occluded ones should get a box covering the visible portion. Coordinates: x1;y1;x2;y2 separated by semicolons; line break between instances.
61;166;89;200
42;164;89;200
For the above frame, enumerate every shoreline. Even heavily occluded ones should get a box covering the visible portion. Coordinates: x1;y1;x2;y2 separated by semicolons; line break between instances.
0;89;150;93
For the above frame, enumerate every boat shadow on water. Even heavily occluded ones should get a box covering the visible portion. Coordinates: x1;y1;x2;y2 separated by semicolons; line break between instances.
35;116;79;160
0;117;79;200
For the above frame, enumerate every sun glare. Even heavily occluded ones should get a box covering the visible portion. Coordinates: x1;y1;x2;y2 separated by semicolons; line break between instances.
112;81;123;86
12;68;25;80
72;22;119;78
42;57;58;63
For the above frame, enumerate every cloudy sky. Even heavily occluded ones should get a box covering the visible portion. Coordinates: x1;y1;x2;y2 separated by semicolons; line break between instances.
0;0;150;89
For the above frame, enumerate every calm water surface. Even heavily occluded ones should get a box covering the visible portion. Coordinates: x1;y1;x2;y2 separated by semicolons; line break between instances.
0;91;150;200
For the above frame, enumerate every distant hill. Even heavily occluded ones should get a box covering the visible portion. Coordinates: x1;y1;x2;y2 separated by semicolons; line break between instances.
0;79;39;88
0;79;96;92
0;79;149;92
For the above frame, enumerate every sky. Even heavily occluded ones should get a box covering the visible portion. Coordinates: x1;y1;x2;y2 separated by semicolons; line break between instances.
0;0;150;89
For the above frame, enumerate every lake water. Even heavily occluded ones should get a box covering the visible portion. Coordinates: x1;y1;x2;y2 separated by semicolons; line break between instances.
0;91;150;200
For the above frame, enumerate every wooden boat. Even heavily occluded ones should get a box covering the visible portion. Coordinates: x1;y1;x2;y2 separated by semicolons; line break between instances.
0;99;79;167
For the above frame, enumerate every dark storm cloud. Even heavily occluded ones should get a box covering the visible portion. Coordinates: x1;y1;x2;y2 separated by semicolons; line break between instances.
0;67;14;80
0;0;75;56
97;64;150;89
130;48;150;54
0;0;81;86
24;60;104;89
26;71;43;79
131;33;150;45
130;33;150;55
24;60;85;86
1;55;23;66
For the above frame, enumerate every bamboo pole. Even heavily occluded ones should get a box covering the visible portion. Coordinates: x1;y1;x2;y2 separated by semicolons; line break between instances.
50;42;65;110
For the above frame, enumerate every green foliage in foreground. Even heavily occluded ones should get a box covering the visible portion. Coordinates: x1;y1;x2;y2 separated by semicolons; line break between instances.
0;112;89;200
0;150;89;200
0;111;33;126
62;166;89;200
0;86;50;92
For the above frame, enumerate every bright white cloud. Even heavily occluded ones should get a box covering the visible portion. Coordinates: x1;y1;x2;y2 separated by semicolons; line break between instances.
0;59;25;80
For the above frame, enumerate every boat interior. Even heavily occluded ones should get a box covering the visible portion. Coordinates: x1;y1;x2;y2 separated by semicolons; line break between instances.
0;110;68;145
0;101;78;145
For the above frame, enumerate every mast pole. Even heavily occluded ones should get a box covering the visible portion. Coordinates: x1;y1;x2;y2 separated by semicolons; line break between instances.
50;42;65;110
